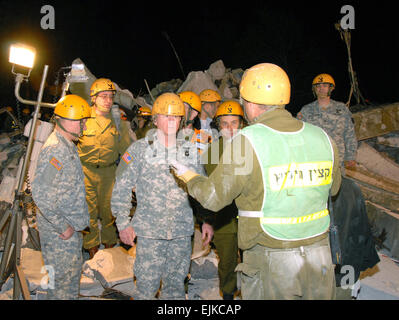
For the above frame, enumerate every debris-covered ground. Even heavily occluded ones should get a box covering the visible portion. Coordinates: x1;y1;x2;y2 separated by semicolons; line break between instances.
1;60;399;300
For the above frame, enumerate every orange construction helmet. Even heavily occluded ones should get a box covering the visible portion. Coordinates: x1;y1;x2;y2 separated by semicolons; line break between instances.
215;100;244;118
54;94;91;120
178;91;202;112
199;89;221;103
312;74;335;87
90;78;116;97
152;93;185;117
239;63;290;105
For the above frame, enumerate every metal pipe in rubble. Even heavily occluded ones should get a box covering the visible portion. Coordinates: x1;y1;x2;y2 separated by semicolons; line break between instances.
16;65;49;194
14;73;56;109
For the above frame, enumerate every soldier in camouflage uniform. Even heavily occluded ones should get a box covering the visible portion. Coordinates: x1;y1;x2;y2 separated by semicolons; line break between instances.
31;95;91;299
111;93;207;300
297;74;358;171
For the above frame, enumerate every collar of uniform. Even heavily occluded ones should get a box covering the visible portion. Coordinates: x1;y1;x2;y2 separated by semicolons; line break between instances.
92;108;112;131
252;106;289;124
152;132;178;151
251;106;303;132
316;99;338;111
55;129;75;149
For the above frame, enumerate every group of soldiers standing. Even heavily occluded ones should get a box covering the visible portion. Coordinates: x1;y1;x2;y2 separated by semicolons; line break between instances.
31;63;358;300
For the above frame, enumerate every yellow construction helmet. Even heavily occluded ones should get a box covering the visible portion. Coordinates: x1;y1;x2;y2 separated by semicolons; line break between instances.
239;63;290;105
199;89;221;103
137;106;152;116
152;93;185;116
215;100;244;118
54;94;91;120
312;73;335;87
90;78;116;97
178;91;202;112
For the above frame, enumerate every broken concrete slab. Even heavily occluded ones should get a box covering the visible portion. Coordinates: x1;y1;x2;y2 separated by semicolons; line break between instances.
20;248;46;292
187;278;222;300
206;60;226;82
346;166;399;196
150;79;183;99
82;247;134;288
355;180;399;213
358;253;399;300
190;249;219;281
366;201;399;260
178;71;220;96
356;142;399;182
377;134;399;148
352;103;399;141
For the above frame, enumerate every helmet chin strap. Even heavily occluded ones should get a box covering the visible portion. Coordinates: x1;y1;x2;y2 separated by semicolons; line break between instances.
185;108;194;126
55;118;83;138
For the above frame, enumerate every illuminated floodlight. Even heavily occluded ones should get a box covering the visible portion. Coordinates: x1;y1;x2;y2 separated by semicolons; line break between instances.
9;43;36;69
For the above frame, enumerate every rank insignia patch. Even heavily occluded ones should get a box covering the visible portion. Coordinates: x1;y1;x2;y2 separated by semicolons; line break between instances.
50;157;63;171
122;152;133;164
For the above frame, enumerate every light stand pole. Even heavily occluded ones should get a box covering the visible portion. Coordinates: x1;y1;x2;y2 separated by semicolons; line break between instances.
0;44;56;299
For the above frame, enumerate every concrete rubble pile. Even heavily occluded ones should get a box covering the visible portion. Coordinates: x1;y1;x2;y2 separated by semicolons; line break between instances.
347;103;399;300
1;59;399;299
348;103;399;260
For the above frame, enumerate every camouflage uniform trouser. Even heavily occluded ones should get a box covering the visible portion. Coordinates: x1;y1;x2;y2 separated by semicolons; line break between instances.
235;237;336;300
133;236;191;300
212;231;238;295
82;164;118;249
39;228;83;300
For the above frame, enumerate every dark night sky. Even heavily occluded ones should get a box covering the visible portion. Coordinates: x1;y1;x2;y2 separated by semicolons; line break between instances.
0;0;398;116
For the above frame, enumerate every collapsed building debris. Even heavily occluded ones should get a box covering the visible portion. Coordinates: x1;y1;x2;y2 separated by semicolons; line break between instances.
346;103;399;264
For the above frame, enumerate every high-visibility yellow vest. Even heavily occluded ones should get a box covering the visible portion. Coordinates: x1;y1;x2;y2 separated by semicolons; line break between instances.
239;122;334;241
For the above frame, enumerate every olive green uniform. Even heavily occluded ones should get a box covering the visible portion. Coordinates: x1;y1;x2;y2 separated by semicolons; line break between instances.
202;136;238;297
135;122;155;140
187;107;342;299
77;108;132;249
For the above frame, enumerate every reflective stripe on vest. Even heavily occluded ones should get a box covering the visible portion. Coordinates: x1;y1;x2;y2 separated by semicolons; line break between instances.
239;209;329;224
240;122;333;241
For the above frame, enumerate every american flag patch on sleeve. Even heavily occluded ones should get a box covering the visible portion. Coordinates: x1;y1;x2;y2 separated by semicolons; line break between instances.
50;157;63;171
122;152;133;164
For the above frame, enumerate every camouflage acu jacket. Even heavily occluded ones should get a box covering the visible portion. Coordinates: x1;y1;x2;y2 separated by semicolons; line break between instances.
298;99;358;164
32;130;89;234
111;130;205;239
